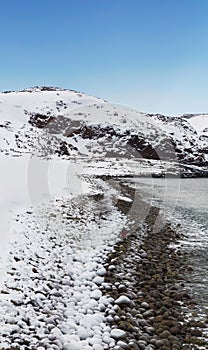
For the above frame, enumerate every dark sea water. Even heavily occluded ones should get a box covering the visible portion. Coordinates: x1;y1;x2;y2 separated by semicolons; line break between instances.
127;177;208;321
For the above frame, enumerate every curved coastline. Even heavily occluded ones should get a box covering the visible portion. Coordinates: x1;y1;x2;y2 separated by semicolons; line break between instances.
101;180;208;349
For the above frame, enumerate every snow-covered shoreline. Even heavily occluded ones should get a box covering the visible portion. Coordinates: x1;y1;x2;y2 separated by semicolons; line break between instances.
1;175;207;350
0;176;129;350
0;86;207;349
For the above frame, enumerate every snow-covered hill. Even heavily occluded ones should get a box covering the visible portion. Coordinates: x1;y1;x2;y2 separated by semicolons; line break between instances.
150;113;208;165
0;86;207;177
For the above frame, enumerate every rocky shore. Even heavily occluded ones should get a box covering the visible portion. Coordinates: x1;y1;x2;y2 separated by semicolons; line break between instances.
0;179;207;350
101;198;208;350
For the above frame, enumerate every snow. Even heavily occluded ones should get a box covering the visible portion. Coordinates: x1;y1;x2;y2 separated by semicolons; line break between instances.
0;86;171;162
0;87;207;348
0;147;126;348
96;267;107;276
0;156;122;347
117;195;133;202
90;289;102;300
187;114;208;135
0;191;126;348
115;295;132;305
0;154;91;279
93;276;104;285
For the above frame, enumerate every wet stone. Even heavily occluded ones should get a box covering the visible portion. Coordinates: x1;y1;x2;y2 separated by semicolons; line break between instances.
101;193;207;350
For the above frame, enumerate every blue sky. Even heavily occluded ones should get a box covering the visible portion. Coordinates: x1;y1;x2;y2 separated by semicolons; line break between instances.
0;0;208;115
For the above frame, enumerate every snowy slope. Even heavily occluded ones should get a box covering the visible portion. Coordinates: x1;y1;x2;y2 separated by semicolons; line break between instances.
0;87;103;156
0;87;177;163
0;86;208;171
184;114;208;161
150;113;208;165
183;113;208;135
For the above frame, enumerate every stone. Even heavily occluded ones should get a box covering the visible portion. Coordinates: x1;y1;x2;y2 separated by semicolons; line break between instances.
155;340;164;348
160;330;171;338
77;326;89;340
140;302;149;309
115;295;132;306
111;329;127;340
190;328;203;337
90;289;102;300
97;268;107;276
117;340;130;349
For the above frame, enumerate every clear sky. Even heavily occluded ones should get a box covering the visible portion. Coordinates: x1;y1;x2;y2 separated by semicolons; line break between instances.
0;0;208;115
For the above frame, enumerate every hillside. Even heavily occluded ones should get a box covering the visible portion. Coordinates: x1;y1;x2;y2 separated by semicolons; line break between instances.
0;86;207;177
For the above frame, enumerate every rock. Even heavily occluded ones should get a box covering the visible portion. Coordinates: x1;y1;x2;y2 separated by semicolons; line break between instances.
63;340;81;350
170;326;181;335
140;302;150;309
118;284;127;292
90;289;102;300
93;344;104;350
138;319;148;327
60;325;69;334
143;309;154;318
77;326;89;340
97;267;107;276
196;321;206;328
103;335;113;344
160;330;171;338
155;340;164;348
111;329;127;340
128;341;139;350
48;334;56;341
145;326;154;334
137;340;147;350
93;276;104;285
115;295;132;306
190;328;203;336
6;317;16;325
172;346;180;350
117;340;130;349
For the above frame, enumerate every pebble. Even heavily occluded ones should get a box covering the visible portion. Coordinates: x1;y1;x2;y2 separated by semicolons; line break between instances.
103;335;114;344
90;289;102;300
63;341;81;350
117;340;130;349
190;328;203;336
111;329;127;340
93;345;103;350
140;302;149;309
93;276;104;285
77;326;89;340
97;268;107;276
115;295;132;306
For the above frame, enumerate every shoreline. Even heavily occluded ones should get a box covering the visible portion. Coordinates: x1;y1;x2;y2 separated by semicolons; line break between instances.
0;178;207;349
100;184;208;349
